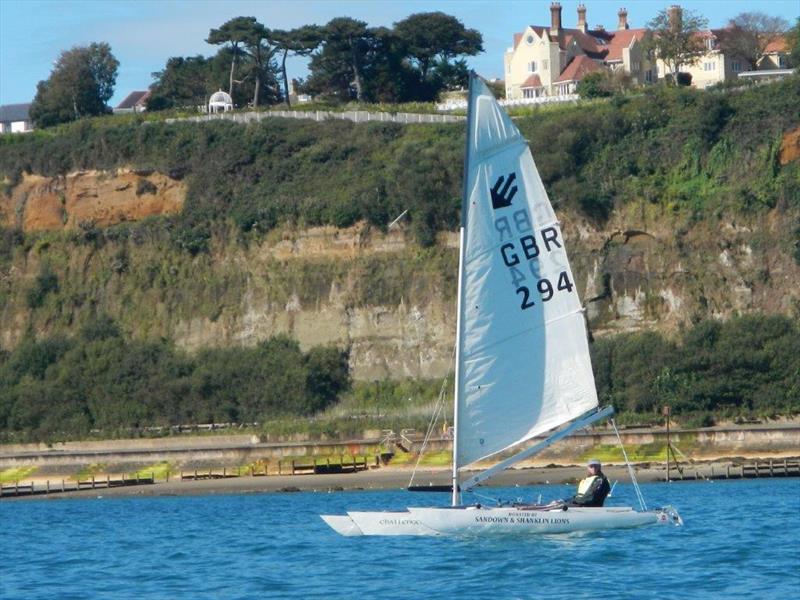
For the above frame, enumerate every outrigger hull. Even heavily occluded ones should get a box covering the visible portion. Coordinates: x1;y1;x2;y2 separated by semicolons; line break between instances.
321;505;681;536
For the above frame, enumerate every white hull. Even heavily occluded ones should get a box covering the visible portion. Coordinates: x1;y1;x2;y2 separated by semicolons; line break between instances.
320;515;364;537
321;505;681;536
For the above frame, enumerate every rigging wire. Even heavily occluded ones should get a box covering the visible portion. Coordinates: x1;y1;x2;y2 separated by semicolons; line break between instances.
610;418;648;511
408;342;456;488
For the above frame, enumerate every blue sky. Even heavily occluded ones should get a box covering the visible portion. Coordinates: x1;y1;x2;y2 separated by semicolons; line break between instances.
1;0;797;106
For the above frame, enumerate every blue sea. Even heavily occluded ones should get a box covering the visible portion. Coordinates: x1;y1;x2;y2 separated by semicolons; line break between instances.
1;478;798;599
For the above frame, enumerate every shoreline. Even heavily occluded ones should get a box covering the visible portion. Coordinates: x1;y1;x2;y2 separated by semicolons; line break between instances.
4;459;796;502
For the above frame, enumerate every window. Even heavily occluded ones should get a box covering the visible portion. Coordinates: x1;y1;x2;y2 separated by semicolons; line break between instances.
645;70;653;83
542;59;548;70
632;61;640;72
528;61;537;72
507;62;511;74
779;56;787;68
703;62;716;71
732;61;741;72
526;34;535;45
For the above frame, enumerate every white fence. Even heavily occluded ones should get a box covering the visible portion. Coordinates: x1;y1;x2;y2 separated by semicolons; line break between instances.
436;94;580;111
164;109;465;126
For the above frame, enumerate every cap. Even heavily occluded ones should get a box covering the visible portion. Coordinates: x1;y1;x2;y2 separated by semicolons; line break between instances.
587;459;601;467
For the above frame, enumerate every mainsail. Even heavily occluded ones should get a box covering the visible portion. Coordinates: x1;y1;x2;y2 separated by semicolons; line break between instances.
454;75;598;468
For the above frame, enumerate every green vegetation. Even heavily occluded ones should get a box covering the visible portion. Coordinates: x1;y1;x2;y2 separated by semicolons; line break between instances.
592;314;800;425
30;42;119;128
1;80;798;443
1;314;794;443
0;316;350;442
2;77;797;250
0;467;38;483
128;461;174;479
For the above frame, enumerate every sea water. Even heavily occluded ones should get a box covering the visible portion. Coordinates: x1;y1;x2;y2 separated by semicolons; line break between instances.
1;478;798;599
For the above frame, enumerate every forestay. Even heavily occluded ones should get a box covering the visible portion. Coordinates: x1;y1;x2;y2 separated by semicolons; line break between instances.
455;76;598;467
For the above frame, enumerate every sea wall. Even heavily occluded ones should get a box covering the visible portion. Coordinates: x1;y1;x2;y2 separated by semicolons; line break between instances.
1;425;797;473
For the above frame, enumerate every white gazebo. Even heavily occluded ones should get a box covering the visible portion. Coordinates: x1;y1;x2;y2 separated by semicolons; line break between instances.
208;90;233;113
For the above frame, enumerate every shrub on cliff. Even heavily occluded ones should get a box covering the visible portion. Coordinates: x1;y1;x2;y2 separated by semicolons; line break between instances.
0;324;352;442
591;314;800;424
1;76;798;252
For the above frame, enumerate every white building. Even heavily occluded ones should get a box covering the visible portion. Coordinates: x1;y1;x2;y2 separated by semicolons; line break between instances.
0;103;33;133
504;3;654;99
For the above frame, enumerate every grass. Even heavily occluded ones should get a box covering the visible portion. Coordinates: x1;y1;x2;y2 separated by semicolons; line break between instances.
128;461;174;479
0;467;37;483
388;449;452;467
73;463;107;480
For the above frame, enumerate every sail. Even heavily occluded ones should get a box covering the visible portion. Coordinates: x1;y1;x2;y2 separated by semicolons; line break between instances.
455;75;598;467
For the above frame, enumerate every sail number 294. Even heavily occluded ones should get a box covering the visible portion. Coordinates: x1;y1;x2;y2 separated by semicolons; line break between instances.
516;271;574;309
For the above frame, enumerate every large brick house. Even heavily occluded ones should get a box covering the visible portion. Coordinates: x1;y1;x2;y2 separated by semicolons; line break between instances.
504;3;654;99
505;3;792;98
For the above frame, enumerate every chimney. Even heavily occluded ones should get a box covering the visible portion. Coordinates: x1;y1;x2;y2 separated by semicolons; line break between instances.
577;4;588;33
550;2;562;37
668;5;682;33
618;8;629;30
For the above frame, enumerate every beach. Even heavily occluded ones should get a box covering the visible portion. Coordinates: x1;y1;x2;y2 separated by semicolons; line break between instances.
1;461;739;501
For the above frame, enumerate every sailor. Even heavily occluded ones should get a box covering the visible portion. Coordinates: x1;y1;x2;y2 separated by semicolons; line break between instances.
567;459;611;507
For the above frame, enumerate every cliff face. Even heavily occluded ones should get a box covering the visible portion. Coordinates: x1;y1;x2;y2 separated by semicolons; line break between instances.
0;170;185;231
1;169;797;380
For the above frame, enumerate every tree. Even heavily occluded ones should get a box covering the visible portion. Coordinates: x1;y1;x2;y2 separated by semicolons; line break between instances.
718;12;790;70
207;16;259;96
393;12;483;93
360;27;418;103
148;55;215;110
29;43;119;127
307;17;373;101
577;72;613;99
242;21;275;107
786;18;800;68
644;6;708;82
271;26;322;107
577;70;635;99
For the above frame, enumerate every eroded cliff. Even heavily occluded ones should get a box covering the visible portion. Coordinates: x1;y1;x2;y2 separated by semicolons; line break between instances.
1;167;797;380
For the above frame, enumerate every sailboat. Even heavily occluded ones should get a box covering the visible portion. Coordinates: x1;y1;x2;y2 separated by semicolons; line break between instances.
321;74;682;536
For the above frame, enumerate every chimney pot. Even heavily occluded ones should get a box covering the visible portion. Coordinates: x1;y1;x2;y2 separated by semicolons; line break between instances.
550;2;563;36
577;3;588;33
668;5;683;33
618;8;629;30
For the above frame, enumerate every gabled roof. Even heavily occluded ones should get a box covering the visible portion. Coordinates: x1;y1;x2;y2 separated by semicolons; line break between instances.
764;37;788;53
0;103;31;122
555;55;603;83
521;74;543;88
605;28;648;61
115;91;150;109
512;25;646;61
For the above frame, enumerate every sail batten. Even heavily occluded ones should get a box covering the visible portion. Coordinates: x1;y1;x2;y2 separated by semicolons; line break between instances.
455;75;599;468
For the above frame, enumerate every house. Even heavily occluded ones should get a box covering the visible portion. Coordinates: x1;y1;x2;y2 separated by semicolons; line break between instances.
114;90;151;114
504;3;655;99
0;103;33;133
759;38;790;70
654;6;792;89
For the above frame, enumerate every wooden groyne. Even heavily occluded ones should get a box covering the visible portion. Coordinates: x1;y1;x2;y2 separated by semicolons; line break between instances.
179;455;376;480
667;459;800;482
0;455;377;498
0;474;154;498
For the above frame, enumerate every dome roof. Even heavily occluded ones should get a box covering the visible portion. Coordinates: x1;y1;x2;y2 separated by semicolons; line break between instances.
209;90;233;104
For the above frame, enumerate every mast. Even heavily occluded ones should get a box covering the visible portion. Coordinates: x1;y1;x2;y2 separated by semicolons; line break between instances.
451;72;476;507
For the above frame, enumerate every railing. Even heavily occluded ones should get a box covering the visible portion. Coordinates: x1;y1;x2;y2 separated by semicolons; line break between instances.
436;94;580;111
163;109;464;127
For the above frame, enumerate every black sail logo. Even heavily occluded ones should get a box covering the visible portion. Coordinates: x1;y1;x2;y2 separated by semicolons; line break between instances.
490;172;517;210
